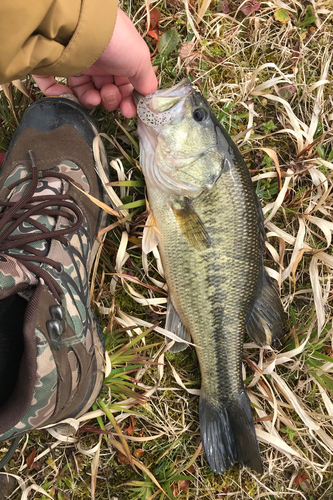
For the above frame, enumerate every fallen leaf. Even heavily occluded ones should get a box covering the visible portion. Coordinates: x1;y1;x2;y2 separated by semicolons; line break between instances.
124;415;135;436
170;483;178;496
278;84;296;100
148;29;160;41
274;8;290;23
134;449;145;458
26;449;36;469
149;7;161;29
219;0;229;14
241;0;261;16
146;7;161;42
178;41;195;59
303;26;316;42
178;41;200;75
116;450;130;465
178;479;190;491
187;464;195;473
294;472;309;485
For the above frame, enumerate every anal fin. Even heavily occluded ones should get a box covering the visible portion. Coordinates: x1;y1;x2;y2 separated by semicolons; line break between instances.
246;269;285;347
165;298;191;353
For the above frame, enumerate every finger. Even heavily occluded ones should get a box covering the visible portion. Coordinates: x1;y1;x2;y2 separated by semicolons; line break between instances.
114;78;138;117
32;75;73;96
113;76;132;88
100;84;122;111
117;82;134;100
128;47;158;96
68;74;93;87
68;76;101;108
119;95;137;118
118;82;136;118
110;79;134;117
92;75;115;90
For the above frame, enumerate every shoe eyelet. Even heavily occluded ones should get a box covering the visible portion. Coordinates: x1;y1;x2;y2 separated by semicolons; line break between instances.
54;263;64;276
47;319;65;350
49;305;64;321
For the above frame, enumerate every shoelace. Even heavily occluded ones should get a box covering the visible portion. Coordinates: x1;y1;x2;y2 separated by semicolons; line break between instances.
0;151;83;301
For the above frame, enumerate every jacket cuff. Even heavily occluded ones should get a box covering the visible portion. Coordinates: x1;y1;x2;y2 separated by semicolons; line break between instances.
35;0;118;77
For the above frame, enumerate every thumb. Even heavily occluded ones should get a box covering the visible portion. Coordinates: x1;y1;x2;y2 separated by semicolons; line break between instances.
128;48;158;96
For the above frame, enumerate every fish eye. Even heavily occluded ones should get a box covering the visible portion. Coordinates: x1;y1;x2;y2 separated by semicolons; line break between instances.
193;107;208;122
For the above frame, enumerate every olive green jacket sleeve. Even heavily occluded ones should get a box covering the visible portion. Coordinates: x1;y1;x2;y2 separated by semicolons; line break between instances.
0;0;118;84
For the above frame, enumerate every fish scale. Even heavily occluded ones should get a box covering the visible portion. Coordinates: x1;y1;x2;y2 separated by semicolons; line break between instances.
136;80;285;474
149;159;261;403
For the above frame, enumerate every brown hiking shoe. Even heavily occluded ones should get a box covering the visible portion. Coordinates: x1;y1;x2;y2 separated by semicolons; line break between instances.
0;97;109;467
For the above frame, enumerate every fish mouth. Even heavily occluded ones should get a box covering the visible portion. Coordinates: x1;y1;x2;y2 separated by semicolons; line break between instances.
133;78;192;106
154;78;192;97
133;89;143;107
135;79;192;122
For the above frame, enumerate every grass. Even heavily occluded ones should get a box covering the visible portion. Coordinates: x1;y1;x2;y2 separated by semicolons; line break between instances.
1;0;333;499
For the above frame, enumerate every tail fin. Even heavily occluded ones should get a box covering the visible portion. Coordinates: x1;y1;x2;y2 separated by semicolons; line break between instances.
199;390;263;474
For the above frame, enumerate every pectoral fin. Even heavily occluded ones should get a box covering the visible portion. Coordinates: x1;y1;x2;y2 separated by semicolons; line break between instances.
171;197;211;250
142;212;160;254
165;298;191;353
246;270;285;347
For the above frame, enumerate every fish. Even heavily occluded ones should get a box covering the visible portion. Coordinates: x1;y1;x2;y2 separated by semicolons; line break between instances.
135;80;284;474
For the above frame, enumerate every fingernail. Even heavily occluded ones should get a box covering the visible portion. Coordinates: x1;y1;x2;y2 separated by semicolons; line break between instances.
104;92;118;105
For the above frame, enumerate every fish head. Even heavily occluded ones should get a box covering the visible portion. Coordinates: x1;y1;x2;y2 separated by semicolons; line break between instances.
136;80;225;197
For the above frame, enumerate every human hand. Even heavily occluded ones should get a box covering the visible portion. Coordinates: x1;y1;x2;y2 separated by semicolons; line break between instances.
33;9;157;117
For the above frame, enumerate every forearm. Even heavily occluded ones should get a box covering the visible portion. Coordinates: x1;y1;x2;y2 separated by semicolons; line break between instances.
0;0;118;83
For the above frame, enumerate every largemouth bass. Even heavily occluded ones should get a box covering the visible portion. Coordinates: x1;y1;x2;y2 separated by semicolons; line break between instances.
135;80;284;473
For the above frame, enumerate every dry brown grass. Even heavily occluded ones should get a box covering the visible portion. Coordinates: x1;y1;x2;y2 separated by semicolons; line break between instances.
1;0;333;499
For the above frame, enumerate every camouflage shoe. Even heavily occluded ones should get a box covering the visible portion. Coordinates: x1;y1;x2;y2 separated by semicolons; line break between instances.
0;97;109;467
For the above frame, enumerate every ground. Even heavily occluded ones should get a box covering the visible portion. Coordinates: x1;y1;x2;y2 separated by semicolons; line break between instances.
0;0;333;499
